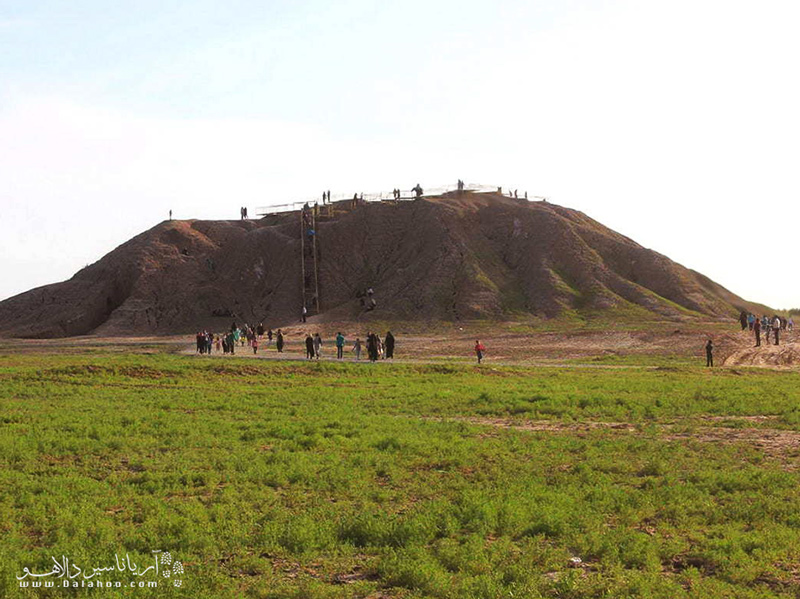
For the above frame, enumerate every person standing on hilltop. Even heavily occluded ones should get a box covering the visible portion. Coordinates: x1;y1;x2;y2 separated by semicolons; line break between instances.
773;316;781;345
301;305;307;323
754;318;761;347
705;340;714;367
475;340;486;364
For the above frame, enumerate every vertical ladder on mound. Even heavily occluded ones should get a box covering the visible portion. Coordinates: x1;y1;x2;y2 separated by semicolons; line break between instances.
300;206;321;314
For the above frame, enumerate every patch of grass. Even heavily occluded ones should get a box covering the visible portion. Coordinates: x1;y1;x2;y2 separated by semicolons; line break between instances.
1;352;799;597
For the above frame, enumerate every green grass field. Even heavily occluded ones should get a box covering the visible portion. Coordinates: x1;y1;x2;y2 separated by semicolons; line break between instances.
2;351;800;598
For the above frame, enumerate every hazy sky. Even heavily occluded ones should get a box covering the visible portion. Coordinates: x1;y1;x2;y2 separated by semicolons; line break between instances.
1;0;798;308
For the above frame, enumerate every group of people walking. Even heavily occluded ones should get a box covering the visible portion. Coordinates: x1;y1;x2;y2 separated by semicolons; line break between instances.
196;323;285;356
197;325;395;362
705;312;795;366
304;331;395;362
739;311;794;347
197;310;794;366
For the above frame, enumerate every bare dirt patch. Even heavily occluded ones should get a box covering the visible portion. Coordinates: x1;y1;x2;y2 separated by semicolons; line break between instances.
724;342;800;368
438;416;636;433
434;416;800;468
664;428;800;465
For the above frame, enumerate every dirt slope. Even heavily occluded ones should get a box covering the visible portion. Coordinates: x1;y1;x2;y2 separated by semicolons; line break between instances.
724;343;800;367
0;192;767;338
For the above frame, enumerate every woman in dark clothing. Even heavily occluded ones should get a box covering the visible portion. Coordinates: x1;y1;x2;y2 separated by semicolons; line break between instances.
276;330;284;353
385;331;395;359
305;335;315;360
367;333;378;362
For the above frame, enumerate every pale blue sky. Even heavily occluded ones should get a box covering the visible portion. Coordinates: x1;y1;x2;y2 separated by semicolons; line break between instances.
2;0;798;308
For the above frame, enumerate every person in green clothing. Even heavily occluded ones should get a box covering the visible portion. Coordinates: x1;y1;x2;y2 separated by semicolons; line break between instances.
336;332;345;359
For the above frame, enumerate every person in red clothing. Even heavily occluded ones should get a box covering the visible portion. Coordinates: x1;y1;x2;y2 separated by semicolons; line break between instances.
475;340;486;364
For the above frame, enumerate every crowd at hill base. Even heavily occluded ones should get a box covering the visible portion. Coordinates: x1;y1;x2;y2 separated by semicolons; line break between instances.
195;323;396;363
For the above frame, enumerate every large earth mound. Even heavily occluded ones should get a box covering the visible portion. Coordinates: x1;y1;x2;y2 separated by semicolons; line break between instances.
0;192;768;338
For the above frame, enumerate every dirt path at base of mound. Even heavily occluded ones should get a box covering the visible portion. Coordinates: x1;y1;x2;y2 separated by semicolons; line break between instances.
428;416;800;469
196;325;798;367
2;325;798;367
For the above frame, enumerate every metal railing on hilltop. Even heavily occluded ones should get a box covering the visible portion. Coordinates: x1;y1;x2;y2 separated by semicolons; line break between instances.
254;183;525;217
